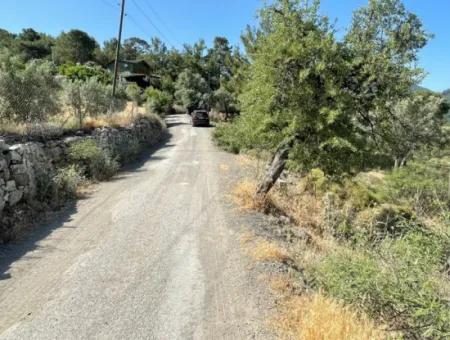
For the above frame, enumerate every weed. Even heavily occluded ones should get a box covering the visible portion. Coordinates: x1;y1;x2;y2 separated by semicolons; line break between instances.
53;165;84;201
231;180;268;211
313;240;450;338
247;239;289;262
68;139;119;181
274;293;386;340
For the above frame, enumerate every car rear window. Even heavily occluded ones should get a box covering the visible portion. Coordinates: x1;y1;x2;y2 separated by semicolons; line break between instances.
195;112;208;118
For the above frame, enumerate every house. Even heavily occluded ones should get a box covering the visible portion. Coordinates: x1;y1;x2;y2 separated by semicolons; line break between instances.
106;59;160;89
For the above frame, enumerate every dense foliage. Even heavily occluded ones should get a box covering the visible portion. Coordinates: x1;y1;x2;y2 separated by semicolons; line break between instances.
216;0;447;175
0;25;246;127
0;50;60;122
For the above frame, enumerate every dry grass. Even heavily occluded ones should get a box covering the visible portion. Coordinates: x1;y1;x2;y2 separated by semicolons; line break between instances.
247;239;289;262
270;186;324;231
270;275;298;296
275;293;386;340
0;102;154;136
231;179;268;211
239;230;256;244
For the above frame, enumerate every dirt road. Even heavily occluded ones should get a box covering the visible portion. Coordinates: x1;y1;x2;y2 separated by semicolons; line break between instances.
0;115;272;340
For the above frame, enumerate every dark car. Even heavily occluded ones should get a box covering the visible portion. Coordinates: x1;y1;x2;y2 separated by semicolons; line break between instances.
191;110;210;127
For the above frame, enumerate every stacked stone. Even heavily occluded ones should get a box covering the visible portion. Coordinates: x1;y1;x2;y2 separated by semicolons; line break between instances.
0;117;165;220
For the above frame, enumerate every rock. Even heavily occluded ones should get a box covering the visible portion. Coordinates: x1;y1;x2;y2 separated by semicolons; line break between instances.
7;151;22;164
9;144;24;155
7;189;23;206
6;180;16;192
0;140;10;152
0;158;7;171
10;164;26;175
13;173;29;186
2;167;11;181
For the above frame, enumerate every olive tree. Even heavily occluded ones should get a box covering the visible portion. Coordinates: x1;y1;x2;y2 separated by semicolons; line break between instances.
240;0;355;195
63;77;112;128
238;0;431;197
174;69;210;113
0;52;60;123
377;93;447;167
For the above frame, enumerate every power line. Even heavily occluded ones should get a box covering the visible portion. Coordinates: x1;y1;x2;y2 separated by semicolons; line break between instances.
140;0;181;46
126;13;155;39
130;0;175;48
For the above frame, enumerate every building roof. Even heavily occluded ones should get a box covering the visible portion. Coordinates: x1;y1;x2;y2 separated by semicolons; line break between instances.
106;59;151;68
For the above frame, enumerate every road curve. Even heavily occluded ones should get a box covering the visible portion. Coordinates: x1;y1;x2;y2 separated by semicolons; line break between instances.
0;114;271;340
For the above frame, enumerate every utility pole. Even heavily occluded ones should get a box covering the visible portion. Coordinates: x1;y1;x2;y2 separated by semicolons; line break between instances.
112;0;126;98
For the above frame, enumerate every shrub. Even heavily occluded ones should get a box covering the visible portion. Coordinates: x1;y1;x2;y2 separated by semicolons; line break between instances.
112;138;141;163
379;160;450;215
353;204;413;241
0;53;60;123
145;87;173;116
53;165;84;200
126;84;142;104
68;139;119;181
58;63;111;83
314;234;450;338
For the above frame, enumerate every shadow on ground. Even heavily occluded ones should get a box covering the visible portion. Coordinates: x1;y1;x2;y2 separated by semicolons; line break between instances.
0;132;173;281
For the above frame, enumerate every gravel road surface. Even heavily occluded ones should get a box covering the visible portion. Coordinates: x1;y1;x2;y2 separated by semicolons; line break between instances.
0;114;272;340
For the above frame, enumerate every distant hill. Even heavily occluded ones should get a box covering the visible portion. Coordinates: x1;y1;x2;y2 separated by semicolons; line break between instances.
443;89;450;102
412;84;434;93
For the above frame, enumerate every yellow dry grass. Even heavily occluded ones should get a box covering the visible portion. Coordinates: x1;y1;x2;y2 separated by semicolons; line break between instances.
83;110;151;129
1;102;152;135
270;275;297;296
231;179;268;212
247;239;289;262
270;188;324;231
239;230;256;244
275;293;386;340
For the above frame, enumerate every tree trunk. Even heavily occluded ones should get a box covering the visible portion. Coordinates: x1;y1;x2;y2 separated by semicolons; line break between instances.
256;135;298;197
394;158;399;169
78;108;83;129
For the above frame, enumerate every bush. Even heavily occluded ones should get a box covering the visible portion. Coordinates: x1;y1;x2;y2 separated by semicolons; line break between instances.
53;165;84;200
126;84;143;104
145;87;173;116
0;52;60;123
58;63;111;83
314;231;450;338
112;138;141;163
68;139;119;181
379;160;450;215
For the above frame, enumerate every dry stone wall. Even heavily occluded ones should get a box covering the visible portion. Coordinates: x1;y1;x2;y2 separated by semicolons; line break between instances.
0;117;165;242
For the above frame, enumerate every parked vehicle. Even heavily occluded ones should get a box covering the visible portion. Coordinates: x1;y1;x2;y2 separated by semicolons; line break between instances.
191;110;210;127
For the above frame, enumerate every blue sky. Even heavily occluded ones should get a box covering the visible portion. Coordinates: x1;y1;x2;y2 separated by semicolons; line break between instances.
1;0;449;91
